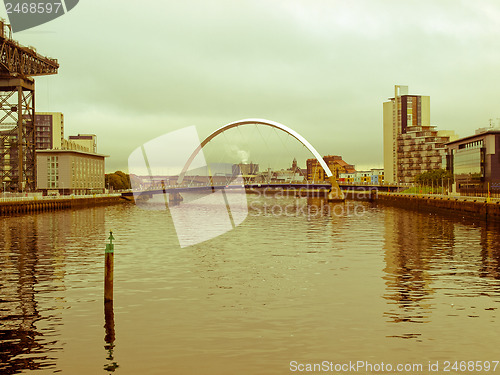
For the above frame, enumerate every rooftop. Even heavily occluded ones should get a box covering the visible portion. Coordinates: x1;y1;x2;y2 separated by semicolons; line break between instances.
36;149;108;158
445;129;500;145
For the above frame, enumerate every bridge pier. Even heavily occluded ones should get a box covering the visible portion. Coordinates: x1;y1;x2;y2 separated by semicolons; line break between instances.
169;192;183;203
327;176;345;202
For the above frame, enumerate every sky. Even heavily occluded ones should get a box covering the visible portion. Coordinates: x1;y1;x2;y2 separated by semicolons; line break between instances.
2;0;500;173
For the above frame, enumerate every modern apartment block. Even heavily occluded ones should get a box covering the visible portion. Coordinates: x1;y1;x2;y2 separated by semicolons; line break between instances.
0;112;64;191
34;112;94;153
35;112;64;150
383;85;457;184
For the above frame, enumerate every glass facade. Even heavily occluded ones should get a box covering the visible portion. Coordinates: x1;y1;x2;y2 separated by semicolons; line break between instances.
453;144;484;181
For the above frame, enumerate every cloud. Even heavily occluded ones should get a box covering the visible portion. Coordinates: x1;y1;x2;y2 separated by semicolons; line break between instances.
2;0;500;172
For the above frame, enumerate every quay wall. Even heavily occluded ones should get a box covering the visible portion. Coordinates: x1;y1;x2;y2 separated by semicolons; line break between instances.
0;195;129;216
345;190;500;223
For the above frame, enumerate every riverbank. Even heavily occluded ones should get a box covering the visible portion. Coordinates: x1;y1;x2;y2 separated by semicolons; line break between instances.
0;194;130;216
345;190;500;223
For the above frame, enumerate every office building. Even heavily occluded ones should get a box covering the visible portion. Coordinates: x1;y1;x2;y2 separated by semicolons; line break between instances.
36;149;106;195
445;128;500;193
383;85;457;184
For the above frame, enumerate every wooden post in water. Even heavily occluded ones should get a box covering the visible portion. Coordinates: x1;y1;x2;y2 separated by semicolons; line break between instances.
104;230;115;302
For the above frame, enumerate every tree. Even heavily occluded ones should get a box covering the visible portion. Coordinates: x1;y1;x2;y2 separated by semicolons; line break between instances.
105;171;131;190
414;169;453;186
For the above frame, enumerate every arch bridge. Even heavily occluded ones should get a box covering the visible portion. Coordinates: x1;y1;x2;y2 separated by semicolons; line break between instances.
128;118;345;201
177;118;344;201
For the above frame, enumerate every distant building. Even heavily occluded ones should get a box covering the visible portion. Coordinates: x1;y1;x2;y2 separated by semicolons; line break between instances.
36;149;106;195
273;169;304;183
33;112;105;195
289;158;301;174
1;112;64;191
339;169;384;185
370;168;384;185
445;128;500;193
339;172;355;184
68;134;97;153
35;112;64;150
232;162;259;183
306;155;356;182
232;162;259;176
383;85;457;184
33;112;96;153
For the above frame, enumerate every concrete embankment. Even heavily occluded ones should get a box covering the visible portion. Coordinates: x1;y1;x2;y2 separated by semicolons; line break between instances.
0;195;130;216
346;190;500;223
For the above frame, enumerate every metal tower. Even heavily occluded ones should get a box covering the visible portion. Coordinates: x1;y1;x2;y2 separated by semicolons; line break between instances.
0;20;59;192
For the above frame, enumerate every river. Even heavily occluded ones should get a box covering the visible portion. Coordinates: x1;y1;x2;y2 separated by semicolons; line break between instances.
1;194;500;374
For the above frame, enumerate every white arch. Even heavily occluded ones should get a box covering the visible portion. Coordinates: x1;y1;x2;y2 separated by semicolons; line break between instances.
178;118;332;183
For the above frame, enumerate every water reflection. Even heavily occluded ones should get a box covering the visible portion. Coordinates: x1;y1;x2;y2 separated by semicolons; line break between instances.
382;206;500;328
479;221;500;279
1;200;500;373
0;208;105;373
104;301;118;373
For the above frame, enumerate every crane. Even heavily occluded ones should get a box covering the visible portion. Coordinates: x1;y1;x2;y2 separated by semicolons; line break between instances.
0;20;59;192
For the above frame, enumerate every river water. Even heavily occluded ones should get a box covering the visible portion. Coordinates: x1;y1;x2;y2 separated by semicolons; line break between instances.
1;194;500;374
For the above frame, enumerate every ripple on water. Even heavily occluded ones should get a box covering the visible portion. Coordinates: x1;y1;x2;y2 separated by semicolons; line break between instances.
1;201;500;373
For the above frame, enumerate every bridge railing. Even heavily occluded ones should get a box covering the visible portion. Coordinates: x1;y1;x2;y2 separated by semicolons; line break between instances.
133;180;332;191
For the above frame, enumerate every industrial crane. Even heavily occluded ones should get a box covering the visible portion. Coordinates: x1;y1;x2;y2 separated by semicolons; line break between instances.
0;19;59;192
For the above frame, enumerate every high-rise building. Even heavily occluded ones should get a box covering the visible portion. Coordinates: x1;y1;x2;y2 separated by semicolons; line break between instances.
383;85;457;184
35;112;64;150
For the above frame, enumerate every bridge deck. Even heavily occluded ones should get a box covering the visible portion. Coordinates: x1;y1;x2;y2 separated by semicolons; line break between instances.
122;183;402;197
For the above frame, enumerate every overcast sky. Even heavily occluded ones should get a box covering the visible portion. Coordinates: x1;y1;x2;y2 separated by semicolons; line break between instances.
2;0;500;172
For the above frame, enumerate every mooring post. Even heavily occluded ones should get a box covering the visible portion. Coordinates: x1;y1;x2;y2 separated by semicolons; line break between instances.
105;230;115;302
